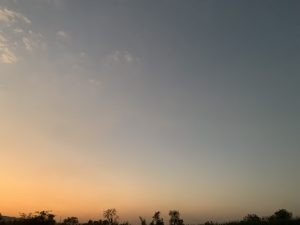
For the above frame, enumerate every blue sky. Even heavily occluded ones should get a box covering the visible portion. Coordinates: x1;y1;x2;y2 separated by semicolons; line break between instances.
0;0;300;223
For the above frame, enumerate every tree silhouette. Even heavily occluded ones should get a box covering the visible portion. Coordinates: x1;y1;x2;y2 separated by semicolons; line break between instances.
168;210;184;225
63;217;79;225
103;209;118;225
150;211;164;225
18;211;56;225
243;214;261;223
139;217;147;225
270;209;292;221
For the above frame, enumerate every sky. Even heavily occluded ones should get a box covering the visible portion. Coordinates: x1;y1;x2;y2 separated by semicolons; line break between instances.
0;0;300;223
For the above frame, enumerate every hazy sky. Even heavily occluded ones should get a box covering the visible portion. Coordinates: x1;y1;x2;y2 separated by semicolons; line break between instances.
1;0;300;223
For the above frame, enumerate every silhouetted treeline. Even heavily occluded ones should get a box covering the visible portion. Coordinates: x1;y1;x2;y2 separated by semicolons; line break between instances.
0;211;55;225
1;209;299;225
204;209;300;225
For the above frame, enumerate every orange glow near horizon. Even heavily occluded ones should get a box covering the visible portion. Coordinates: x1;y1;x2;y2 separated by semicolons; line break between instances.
0;116;298;223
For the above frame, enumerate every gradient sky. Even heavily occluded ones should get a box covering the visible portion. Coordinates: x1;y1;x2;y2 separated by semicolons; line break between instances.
1;0;300;223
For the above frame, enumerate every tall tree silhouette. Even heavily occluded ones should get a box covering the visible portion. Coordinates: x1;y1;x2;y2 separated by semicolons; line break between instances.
168;210;184;225
150;211;164;225
103;209;118;225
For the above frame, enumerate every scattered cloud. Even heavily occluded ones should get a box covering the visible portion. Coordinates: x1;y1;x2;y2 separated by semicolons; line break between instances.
123;52;133;63
109;50;136;64
14;28;23;33
99;50;141;78
0;34;17;63
1;47;17;63
0;6;84;66
57;30;70;40
22;37;33;51
0;6;45;64
0;7;31;25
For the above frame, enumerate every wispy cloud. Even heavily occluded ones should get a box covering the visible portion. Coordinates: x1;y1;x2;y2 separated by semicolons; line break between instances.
0;7;31;25
22;37;33;51
1;47;17;63
0;6;45;64
0;34;17;63
0;35;17;64
13;28;23;33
